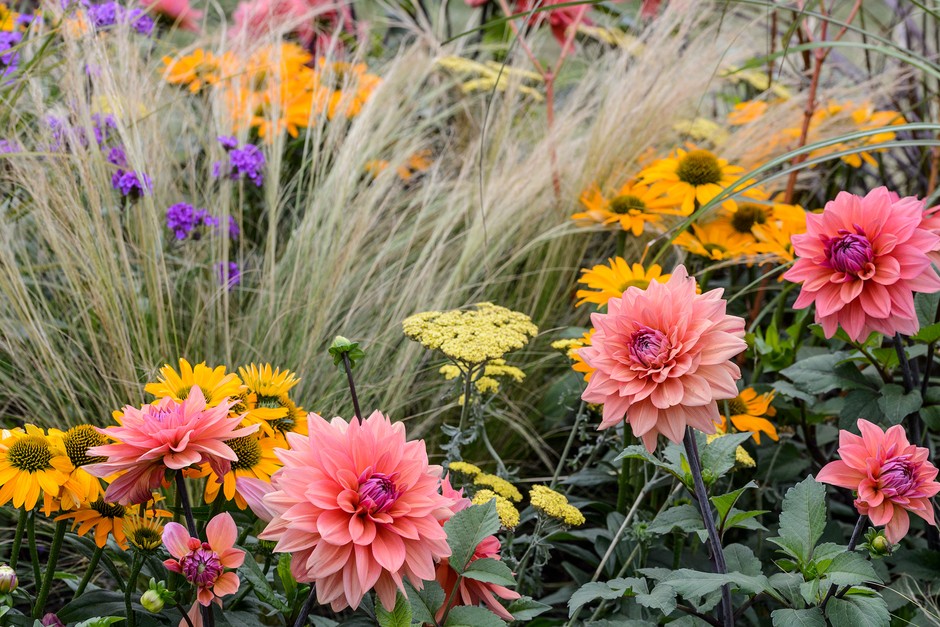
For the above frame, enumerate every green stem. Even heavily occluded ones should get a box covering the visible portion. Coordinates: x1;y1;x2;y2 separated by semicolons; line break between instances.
513;516;545;593
9;508;26;570
124;552;144;627
616;420;630;514
457;365;475;433
33;520;67;618
73;545;104;599
550;401;586;490
479;422;507;476
437;574;464;626
27;511;41;594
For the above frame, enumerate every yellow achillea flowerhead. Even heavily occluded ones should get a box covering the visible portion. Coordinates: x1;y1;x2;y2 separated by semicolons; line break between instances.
706;433;756;468
472;489;520;529
473;473;522;502
403;302;537;367
436;55;544;101
0;425;74;514
144;358;244;408
440;359;525;398
447;461;483;478
672;118;729;145
718;388;778;444
529;485;585;526
575;258;671;308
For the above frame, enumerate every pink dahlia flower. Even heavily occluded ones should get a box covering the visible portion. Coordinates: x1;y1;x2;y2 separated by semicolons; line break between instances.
164;513;245;627
86;387;258;505
783;187;940;341
435;477;519;621
258;411;454;612
232;0;353;49
579;265;746;452
140;0;203;31
817;419;940;544
517;0;591;45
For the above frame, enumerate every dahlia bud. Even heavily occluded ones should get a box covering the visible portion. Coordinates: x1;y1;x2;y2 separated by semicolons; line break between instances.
40;614;65;627
329;336;365;368
863;528;893;559
140;589;164;613
0;564;17;593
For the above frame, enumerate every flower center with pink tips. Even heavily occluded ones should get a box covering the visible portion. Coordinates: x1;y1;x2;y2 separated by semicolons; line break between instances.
823;228;875;278
180;545;223;587
358;472;401;515
628;326;668;368
879;457;916;496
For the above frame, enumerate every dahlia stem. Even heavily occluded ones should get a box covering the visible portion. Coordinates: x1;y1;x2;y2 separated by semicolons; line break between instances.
682;428;733;627
175;471;198;537
124;552;143;627
9;508;26;570
292;584;318;627
820;515;867;610
175;602;196;627
893;333;924;445
341;352;362;421
550;400;586;490
73;545;104;599
26;511;41;595
33;520;67;618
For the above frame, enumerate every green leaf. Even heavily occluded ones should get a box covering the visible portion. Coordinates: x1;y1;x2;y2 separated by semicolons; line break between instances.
376;591;412;627
405;581;444;625
567;579;645;617
505;596;550;621
633;582;677;616
771;608;825;627
56;591;139;623
723;543;763;577
877;384;922;425
780;353;854;395
822;552;880;587
239;555;289;612
915;292;940;329
647;504;703;535
277;553;296;604
615;445;684;480
443;605;507;627
74;618;125;627
825;593;890;627
840;389;883;429
444;501;500;573
462;558;516;587
700;432;753;480
768;477;827;565
913;321;940;343
725;508;768;532
711;481;758;527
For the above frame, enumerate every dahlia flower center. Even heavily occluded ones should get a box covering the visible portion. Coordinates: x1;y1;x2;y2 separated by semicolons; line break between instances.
227;435;262;470
63;424;106;467
358;472;401;515
731;203;768;234
90;499;126;519
7;436;53;472
609;194;647;215
879;458;916;496
824;229;875;277
180;545;223;586
676;150;722;186
628;326;669;368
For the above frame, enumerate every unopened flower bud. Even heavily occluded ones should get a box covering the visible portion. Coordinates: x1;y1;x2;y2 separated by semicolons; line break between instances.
328;336;365;368
0;564;16;593
140;589;164;613
871;535;891;554
40;614;65;627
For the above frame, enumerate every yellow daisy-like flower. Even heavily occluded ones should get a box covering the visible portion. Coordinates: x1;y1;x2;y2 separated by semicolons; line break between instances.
267;397;309;442
124;512;167;552
0;3;21;30
193;434;282;509
238;363;300;400
471;489;520;529
575;258;670;308
365;150;433;182
551;330;595;382
529;485;585;526
47;425;107;510
0;425;74;513
162;50;230;94
751;203;808;265
145;358;244;408
672;219;761;262
473;473;522;502
639;146;745;215
572;181;678;236
57;496;170;550
313;59;382;120
719;388;778;444
727;100;768;126
447;461;483;478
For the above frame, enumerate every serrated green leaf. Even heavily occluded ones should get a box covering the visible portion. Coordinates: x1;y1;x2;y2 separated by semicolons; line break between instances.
376;591;412;627
877;384;922;425
780;353;853;395
277;553;296;604
647;504;703;535
823;552;880;587
405;581;444;625
567;578;644;617
723;543;763;577
825;593;890;627
700;432;753;479
916;292;940;329
768;477;826;565
443;605;507;627
462;558;516;587
711;481;758;527
444;501;500;573
240;555;289;612
633;582;677;615
725;508;768;532
615;445;684;480
771;608;825;627
505;596;550;621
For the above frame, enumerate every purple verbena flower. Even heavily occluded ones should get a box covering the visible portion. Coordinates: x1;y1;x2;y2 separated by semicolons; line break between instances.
112;169;152;200
166;203;205;240
106;146;127;166
91;113;117;146
0;31;22;81
127;8;155;36
0;139;19;154
216;261;240;288
217;136;238;150
87;2;120;28
212;138;264;187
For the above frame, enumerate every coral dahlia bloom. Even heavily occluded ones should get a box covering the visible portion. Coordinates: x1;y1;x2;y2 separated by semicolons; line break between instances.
164;513;245;627
258;411;454;612
783;187;940;341
86;387;258;505
817;419;940;544
580;265;746;451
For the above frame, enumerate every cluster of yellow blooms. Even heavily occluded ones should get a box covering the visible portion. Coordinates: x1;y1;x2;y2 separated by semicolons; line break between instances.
472;490;521;529
705;434;756;469
440;359;526;400
529;485;586;527
403;302;538;368
435;55;544;101
162;43;381;138
474;473;523;502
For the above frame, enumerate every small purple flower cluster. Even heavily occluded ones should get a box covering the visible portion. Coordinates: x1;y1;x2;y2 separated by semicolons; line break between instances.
84;1;155;36
216;262;241;289
0;31;23;83
112;169;152;200
212;136;264;187
165;203;240;241
0;139;19;154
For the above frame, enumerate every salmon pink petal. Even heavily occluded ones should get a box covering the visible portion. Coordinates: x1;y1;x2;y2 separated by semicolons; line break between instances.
162;522;193;558
206;513;237;552
816;461;866;489
211;572;240;597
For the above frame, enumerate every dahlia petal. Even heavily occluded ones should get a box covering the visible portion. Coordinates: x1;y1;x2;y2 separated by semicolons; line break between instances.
815;461;865;490
884;507;910;544
317;508;353;544
206;513;237;552
212;572;240;597
162;522;193;559
372;530;407;572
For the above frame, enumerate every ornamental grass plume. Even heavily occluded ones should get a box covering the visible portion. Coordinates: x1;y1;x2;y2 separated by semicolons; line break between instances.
258;411;454;611
580;265;746;451
816;419;940;544
163;513;244;627
783;187;940;341
85;387;258;505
